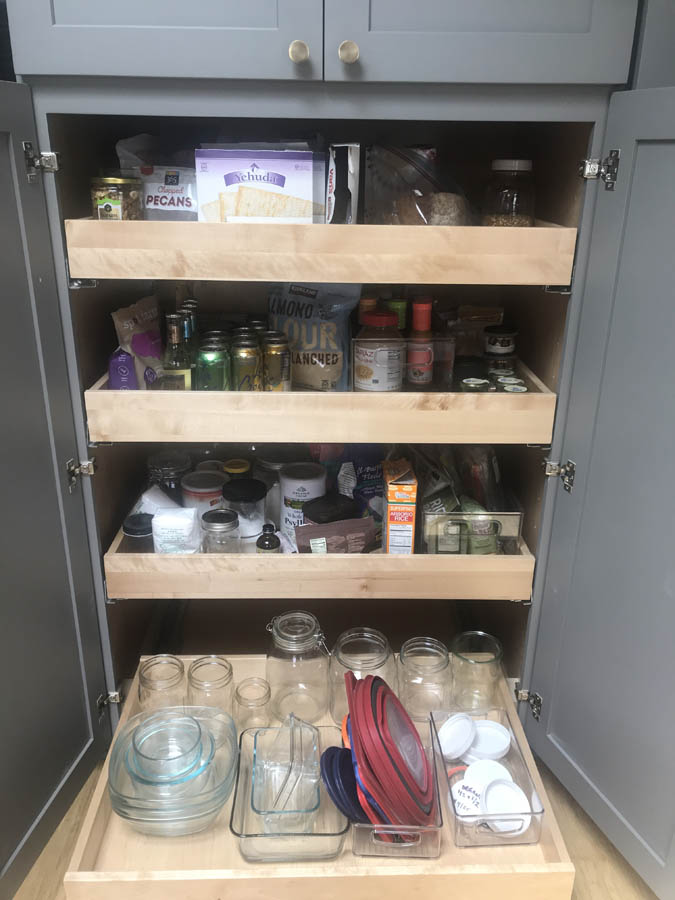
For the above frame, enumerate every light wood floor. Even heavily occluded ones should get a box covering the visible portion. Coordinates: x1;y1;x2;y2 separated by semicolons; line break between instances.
14;758;656;900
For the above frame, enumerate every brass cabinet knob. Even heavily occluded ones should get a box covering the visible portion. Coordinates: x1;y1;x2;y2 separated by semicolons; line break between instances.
288;40;310;64
338;40;360;64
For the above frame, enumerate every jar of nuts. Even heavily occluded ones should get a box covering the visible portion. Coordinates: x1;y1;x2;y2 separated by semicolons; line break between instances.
482;160;534;227
91;176;142;220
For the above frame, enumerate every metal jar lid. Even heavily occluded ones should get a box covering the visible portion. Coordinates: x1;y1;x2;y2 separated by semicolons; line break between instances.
91;176;142;185
201;509;239;533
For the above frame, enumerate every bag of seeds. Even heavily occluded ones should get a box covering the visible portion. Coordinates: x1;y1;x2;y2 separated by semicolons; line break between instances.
111;295;164;389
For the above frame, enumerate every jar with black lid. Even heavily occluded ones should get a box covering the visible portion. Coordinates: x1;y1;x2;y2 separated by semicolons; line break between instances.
147;450;192;504
121;513;154;553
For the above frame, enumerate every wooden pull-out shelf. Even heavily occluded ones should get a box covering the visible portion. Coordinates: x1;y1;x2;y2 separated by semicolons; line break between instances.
65;220;576;285
104;530;535;601
85;361;555;445
65;655;573;900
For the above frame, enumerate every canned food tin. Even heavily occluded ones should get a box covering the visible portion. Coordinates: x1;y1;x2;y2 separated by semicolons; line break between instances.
263;335;291;392
232;339;262;391
195;345;230;391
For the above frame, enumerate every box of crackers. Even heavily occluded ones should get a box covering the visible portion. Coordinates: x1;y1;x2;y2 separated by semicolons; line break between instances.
196;149;323;223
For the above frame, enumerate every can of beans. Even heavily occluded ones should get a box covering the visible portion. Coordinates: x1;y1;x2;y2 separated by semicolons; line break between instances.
263;333;291;392
231;338;262;391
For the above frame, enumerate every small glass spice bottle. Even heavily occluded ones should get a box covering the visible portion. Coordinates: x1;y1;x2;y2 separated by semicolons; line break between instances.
256;524;281;553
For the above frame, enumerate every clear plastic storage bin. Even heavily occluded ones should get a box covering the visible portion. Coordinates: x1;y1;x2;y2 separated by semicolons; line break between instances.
351;720;443;859
422;499;523;556
431;708;545;848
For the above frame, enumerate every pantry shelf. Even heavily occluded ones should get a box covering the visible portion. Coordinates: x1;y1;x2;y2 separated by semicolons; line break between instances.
85;361;555;445
64;219;577;285
65;655;573;900
103;530;535;600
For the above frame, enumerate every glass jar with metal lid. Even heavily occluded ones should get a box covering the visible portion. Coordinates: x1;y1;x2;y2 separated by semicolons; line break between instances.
265;611;330;724
147;450;192;504
201;508;241;552
91;176;142;220
482;159;535;227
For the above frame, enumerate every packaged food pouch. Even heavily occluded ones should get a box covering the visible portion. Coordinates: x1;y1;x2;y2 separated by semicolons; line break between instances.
111;295;164;389
269;283;359;391
108;347;139;390
295;516;377;554
116;133;198;221
152;508;200;554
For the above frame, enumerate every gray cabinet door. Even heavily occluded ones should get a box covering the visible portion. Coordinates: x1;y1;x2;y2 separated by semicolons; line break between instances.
6;0;323;80
324;0;638;84
525;86;675;899
0;81;109;898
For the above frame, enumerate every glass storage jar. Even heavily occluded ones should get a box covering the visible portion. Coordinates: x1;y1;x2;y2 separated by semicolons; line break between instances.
120;513;154;552
482;159;535;227
266;611;329;724
398;637;452;719
221;478;267;551
201;508;241;552
147;450;192;504
234;677;271;732
91;176;142;220
138;655;185;711
329;627;398;725
451;631;503;710
187;655;234;714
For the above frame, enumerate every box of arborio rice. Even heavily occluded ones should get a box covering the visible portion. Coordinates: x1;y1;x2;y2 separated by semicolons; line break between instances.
196;149;321;223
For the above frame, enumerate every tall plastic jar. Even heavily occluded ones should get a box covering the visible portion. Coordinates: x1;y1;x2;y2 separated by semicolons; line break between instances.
265;610;330;723
279;462;327;547
482;159;535;226
353;311;405;392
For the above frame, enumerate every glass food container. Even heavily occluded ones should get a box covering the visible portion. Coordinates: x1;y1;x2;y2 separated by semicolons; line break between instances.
221;478;267;551
187;655;234;715
147;450;192;504
329;627;398;725
482;159;535;227
451;631;504;710
398;637;452;719
234;677;271;732
138;655;186;711
120;513;154;552
90;176;142;220
266;611;329;724
201;509;241;553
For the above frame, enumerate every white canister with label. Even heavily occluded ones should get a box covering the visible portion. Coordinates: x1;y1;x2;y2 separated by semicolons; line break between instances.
280;462;327;547
180;471;227;519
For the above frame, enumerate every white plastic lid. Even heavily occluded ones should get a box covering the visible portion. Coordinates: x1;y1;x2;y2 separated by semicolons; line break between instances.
467;720;511;760
491;159;533;172
480;779;532;835
437;713;476;761
451;780;481;816
463;759;513;792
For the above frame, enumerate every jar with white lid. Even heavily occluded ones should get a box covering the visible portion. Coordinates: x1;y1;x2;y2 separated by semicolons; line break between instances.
265;610;330;724
181;471;227;518
482;159;535;227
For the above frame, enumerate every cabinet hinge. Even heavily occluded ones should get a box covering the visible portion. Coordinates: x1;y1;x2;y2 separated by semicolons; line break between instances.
65;259;97;290
578;149;620;191
515;686;543;721
544;458;576;493
22;141;60;182
66;457;96;492
97;690;122;715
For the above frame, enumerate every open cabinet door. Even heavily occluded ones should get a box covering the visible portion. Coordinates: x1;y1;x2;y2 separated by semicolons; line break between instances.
525;86;675;899
0;81;110;897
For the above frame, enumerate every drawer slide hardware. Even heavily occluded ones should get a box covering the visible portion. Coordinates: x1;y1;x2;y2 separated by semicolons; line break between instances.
97;690;122;715
22;141;60;182
579;149;620;190
66;260;97;290
544;458;576;493
66;457;96;492
515;687;543;721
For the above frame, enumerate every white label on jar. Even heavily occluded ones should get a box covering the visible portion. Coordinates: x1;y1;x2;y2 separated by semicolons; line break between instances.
354;344;404;391
310;537;327;553
438;523;461;553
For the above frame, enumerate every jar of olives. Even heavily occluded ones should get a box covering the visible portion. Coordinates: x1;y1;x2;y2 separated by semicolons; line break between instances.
91;176;142;220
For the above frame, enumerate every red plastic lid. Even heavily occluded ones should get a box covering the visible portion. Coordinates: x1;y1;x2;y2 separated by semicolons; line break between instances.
362;311;398;328
411;301;432;332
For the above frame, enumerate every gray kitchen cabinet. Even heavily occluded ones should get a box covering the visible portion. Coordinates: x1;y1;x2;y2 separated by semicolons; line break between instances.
5;0;323;80
324;0;639;84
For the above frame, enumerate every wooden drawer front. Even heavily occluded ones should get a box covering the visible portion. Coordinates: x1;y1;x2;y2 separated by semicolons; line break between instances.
65;656;574;899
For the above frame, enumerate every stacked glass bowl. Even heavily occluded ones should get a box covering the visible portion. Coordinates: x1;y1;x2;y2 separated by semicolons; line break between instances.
108;706;238;836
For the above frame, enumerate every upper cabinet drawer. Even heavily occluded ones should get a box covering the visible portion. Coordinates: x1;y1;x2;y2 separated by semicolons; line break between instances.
324;0;639;84
6;0;323;79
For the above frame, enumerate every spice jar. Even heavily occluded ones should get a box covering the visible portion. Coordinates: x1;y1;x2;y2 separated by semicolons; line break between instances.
221;478;267;551
461;377;491;392
484;325;518;357
187;655;234;715
482;159;535;227
138;655;185;711
223;458;251;480
353;311;405;392
147;450;192;504
265;611;329;724
91;176;142;220
201;508;241;552
329;627;398;725
121;513;154;552
399;637;452;718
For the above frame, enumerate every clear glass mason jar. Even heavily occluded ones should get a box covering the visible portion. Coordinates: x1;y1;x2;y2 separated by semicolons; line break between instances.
201;508;241;552
398;637;452;719
138;654;185;711
187;655;234;714
265;611;329;724
451;631;503;710
329;627;398;725
234;677;271;732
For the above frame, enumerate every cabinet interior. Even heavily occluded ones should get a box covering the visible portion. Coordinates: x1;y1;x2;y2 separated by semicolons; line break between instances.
49;113;592;691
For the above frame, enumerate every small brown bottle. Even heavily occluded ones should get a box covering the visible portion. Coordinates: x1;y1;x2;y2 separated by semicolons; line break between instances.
256;523;281;553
